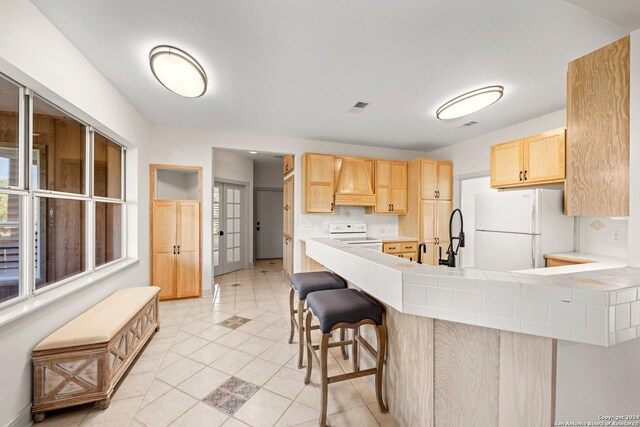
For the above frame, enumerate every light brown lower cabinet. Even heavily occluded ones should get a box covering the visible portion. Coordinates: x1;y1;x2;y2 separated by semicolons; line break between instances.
152;200;201;300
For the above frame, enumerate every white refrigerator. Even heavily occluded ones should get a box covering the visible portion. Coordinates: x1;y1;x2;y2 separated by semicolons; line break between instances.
474;189;574;271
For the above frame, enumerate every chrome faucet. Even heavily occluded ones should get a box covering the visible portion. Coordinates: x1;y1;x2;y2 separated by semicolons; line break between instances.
438;208;465;268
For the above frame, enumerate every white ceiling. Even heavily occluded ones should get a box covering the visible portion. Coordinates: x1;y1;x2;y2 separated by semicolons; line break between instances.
565;0;640;31
31;0;628;151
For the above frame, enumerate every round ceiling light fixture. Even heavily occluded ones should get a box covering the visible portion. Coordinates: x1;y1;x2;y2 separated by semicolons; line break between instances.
436;85;504;120
149;45;207;98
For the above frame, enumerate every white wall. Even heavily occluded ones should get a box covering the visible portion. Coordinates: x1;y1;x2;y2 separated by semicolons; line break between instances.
0;2;151;426
155;170;200;200
150;124;429;278
576;217;629;258
254;163;283;189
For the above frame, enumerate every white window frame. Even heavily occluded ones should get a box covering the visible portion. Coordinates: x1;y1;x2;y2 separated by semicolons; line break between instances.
0;74;129;313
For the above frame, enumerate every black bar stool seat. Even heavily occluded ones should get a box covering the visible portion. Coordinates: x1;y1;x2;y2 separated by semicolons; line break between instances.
306;289;383;333
288;271;347;369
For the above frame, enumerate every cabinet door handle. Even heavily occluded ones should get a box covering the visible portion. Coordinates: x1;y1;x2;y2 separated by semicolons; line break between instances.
388;204;391;211
524;170;528;181
173;245;176;254
177;245;180;254
389;246;397;250
391;204;394;211
405;245;412;249
519;171;523;181
330;202;334;211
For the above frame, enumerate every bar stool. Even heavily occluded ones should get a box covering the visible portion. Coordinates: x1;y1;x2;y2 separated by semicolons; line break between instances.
304;288;387;427
288;271;348;368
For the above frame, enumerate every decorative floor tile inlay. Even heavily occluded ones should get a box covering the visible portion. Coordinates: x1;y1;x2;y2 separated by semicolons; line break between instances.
217;316;251;329
202;377;260;415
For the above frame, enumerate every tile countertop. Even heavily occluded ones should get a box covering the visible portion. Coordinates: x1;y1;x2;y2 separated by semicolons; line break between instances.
304;238;640;347
515;252;627;276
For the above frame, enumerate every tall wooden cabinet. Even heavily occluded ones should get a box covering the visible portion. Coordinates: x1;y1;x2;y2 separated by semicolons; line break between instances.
152;200;201;300
566;35;629;216
150;165;202;300
373;160;407;214
398;159;453;265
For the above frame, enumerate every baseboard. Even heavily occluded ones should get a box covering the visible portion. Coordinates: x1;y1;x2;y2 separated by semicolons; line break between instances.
202;283;213;298
8;403;32;427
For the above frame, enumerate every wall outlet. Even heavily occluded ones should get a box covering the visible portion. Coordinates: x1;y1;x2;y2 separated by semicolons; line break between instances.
612;231;622;242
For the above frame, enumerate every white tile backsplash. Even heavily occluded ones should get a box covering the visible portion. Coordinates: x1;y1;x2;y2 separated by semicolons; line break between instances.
577;216;628;258
300;206;397;238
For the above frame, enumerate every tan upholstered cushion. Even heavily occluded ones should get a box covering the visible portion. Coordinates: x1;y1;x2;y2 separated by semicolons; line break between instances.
34;286;160;352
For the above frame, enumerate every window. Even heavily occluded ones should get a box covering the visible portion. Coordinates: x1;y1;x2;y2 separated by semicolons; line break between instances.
94;132;122;199
95;202;122;267
0;71;127;310
35;197;86;290
33;96;87;195
0;194;21;304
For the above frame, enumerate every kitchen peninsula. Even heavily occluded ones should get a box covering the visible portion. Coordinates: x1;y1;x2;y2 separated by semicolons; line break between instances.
305;237;640;426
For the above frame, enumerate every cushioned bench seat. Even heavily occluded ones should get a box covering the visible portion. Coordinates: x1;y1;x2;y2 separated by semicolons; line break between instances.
32;286;161;422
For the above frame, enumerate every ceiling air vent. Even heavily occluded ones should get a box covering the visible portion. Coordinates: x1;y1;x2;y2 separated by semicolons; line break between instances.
348;101;369;114
458;120;479;127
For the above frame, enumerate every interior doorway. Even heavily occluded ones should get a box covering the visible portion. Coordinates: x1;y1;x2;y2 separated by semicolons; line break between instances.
255;189;283;259
213;182;245;275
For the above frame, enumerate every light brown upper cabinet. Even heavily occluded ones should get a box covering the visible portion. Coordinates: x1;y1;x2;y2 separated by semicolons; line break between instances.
566;36;629;216
372;160;408;214
490;129;566;188
420;159;453;200
302;153;335;213
282;154;294;176
283;175;294;238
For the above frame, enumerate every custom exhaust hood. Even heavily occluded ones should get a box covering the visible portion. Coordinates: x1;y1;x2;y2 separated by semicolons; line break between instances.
334;157;376;206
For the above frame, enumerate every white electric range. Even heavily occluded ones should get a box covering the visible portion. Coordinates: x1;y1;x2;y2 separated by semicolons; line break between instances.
328;223;382;252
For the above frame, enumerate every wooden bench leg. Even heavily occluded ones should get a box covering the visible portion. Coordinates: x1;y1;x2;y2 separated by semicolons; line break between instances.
96;397;111;410
33;412;45;423
288;288;295;344
340;328;349;360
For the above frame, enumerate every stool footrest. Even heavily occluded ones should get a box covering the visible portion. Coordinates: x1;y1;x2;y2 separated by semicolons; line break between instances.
357;335;378;359
328;368;378;384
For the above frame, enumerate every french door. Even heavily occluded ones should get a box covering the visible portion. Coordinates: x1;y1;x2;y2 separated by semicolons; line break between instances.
213;182;244;275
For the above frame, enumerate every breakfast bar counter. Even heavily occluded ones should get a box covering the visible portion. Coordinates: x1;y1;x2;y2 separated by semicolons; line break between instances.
304;238;640;426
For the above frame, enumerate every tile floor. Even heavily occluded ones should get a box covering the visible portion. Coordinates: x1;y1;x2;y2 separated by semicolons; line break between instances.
39;259;398;427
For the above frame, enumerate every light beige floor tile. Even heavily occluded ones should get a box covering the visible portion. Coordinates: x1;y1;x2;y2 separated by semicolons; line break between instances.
171;331;193;345
254;312;284;324
156;358;206;386
256;325;289;342
222;417;251;426
293;384;321;411
180;318;215;335
215;330;252;348
194;311;234;324
274;402;320;427
233;389;292;427
159;315;187;327
170;335;210;356
351;377;377;404
188;341;232;365
209;349;254;375
129;352;165;375
141;379;173;407
143;337;174;354
112;371;155;401
326;405;380;427
236;335;275;357
323;381;366;415
81;396;143;426
154;324;182;339
263;367;306;400
160;351;184;369
366;400;398;427
258;342;298;366
235;319;270;335
135;388;197;427
177;366;230;399
38;405;90;427
234;357;281;386
171;402;229;427
195;324;232;341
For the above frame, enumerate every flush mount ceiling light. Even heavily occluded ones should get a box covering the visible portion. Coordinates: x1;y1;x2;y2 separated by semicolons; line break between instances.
249;151;258;154
436;85;504;120
149;45;207;98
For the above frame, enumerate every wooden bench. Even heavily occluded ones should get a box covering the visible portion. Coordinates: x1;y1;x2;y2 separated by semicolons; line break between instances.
31;286;160;423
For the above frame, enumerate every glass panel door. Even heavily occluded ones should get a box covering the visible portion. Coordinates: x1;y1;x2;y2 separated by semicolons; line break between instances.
214;182;244;275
